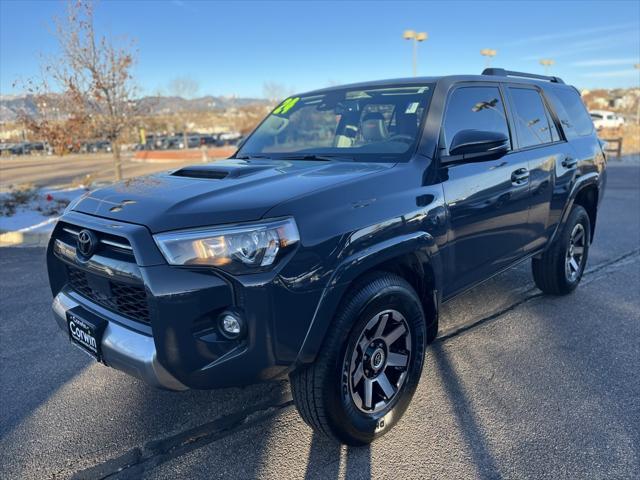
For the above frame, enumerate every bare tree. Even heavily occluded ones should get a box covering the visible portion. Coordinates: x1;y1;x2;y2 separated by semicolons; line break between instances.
50;0;138;180
15;75;92;155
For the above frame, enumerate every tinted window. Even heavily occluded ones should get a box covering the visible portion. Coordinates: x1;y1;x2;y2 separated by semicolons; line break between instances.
443;86;510;152
551;88;594;137
509;88;554;148
547;102;560;142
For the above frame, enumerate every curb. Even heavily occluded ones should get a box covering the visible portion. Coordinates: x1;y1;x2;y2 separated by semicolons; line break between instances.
0;229;51;247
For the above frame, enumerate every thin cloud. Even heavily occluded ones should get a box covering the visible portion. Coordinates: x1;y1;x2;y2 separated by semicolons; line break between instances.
580;69;640;78
171;0;197;12
522;30;639;60
509;23;637;46
572;58;639;67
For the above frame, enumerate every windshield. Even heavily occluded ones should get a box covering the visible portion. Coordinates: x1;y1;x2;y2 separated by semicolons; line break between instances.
237;84;433;162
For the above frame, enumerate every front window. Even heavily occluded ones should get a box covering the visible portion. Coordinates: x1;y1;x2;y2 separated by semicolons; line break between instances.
237;84;434;162
442;86;511;153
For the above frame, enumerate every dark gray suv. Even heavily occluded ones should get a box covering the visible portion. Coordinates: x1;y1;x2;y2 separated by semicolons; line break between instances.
47;69;606;444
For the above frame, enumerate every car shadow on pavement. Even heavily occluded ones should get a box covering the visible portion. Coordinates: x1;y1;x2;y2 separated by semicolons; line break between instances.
431;342;502;479
304;432;371;480
0;248;93;440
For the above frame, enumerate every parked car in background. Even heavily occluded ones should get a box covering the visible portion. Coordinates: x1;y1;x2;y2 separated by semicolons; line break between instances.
9;142;32;155
217;131;242;145
589;110;624;129
0;142;15;155
199;135;219;147
95;140;113;153
80;140;113;154
187;135;201;149
166;136;185;150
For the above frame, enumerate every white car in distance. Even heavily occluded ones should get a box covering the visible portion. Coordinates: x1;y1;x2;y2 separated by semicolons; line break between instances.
590;110;625;129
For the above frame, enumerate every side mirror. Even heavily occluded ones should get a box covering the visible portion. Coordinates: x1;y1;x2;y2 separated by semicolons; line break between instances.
447;129;509;158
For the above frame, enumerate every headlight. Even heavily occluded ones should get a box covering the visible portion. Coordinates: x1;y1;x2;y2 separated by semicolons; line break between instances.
153;217;300;273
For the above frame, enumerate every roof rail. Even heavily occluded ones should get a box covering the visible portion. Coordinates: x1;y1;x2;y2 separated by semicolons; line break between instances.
481;68;565;84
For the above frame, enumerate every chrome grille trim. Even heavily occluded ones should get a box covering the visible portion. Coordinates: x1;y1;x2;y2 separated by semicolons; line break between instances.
61;227;133;251
101;238;134;251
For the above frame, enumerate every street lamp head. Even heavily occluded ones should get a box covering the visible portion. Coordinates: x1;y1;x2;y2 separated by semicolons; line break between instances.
415;32;428;42
403;30;417;40
540;58;555;66
480;49;497;57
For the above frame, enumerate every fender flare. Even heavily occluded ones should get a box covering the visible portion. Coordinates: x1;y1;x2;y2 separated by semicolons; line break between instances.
293;231;443;366
547;172;600;247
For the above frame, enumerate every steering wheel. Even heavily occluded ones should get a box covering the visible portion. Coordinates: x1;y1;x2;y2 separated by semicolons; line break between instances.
387;134;414;144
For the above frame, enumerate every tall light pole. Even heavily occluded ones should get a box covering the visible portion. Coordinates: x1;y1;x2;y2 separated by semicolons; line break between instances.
480;49;497;68
403;30;428;77
634;63;639;125
540;58;555;75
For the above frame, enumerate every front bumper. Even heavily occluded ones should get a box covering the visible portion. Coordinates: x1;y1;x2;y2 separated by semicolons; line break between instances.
46;211;324;391
52;290;187;391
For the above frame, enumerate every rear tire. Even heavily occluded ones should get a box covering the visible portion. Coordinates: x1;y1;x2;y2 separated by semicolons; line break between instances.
290;272;427;445
532;205;590;295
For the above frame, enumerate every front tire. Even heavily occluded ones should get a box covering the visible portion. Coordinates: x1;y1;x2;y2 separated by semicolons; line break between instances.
532;205;591;295
290;272;427;445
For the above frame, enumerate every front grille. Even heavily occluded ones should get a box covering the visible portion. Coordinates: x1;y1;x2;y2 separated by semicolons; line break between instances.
58;223;135;260
67;266;151;324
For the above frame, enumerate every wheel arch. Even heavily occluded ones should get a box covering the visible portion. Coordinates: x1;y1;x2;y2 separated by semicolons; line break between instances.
573;183;598;242
292;232;443;368
548;172;600;247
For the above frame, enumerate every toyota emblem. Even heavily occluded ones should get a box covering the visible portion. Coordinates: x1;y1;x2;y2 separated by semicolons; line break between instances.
76;229;97;258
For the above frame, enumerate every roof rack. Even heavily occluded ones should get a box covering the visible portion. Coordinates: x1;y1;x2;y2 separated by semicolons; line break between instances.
481;68;564;84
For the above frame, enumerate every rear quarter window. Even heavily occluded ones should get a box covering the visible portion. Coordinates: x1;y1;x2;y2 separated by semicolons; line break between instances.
508;87;555;148
549;88;594;138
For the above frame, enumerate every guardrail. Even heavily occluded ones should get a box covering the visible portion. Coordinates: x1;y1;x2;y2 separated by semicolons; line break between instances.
602;137;623;159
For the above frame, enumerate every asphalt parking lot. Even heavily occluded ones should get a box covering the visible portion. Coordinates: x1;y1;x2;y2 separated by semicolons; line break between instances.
1;164;638;480
0;153;196;190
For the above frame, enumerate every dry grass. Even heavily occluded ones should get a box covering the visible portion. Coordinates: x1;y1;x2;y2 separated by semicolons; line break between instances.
0;184;39;217
598;123;640;155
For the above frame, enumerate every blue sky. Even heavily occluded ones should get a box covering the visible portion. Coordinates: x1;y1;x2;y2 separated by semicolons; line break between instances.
1;0;639;98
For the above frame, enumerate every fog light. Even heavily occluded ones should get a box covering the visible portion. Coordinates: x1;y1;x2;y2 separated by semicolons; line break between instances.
219;312;243;339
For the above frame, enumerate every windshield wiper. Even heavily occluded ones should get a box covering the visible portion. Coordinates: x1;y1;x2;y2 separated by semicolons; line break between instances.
279;154;352;162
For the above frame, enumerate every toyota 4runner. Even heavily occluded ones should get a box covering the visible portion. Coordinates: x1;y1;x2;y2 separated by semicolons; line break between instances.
47;68;606;445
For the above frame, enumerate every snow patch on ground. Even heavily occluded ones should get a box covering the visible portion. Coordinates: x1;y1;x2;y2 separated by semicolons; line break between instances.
0;187;88;233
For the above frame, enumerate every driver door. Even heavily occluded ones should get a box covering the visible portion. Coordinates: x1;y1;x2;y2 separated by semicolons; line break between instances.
439;84;532;298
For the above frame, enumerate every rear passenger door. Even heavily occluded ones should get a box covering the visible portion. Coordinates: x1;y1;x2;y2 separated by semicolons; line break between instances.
505;85;575;253
439;84;532;298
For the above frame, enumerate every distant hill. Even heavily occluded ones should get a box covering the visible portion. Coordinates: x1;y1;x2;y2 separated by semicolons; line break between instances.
0;95;40;123
135;95;269;116
0;94;269;123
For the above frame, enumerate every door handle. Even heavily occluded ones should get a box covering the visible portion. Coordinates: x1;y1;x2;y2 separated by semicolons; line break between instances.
562;157;578;169
511;168;530;185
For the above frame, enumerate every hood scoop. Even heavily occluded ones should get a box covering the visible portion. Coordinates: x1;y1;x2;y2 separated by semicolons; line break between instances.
171;163;274;180
172;167;229;180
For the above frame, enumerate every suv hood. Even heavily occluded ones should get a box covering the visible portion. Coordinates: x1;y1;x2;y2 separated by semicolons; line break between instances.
72;159;392;233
